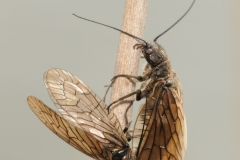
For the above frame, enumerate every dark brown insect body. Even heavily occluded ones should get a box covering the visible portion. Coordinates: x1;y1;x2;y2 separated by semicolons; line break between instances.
107;41;187;160
129;42;187;160
104;0;196;157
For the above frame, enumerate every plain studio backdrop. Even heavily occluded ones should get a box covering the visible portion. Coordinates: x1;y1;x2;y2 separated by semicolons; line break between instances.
1;0;240;159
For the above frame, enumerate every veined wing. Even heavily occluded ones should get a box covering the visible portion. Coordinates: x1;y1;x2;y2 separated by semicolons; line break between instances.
28;68;130;160
44;68;123;134
132;73;187;160
44;68;129;159
131;103;145;158
27;96;106;159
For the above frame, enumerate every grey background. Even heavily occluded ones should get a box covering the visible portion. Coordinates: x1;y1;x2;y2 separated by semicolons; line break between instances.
1;0;240;159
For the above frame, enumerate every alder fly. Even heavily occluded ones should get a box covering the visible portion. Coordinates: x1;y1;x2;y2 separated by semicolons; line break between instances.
27;0;195;159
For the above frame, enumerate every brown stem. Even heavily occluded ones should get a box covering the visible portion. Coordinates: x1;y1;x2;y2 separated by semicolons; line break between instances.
110;0;148;129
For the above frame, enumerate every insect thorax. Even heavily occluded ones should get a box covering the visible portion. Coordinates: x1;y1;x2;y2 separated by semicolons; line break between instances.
153;60;172;79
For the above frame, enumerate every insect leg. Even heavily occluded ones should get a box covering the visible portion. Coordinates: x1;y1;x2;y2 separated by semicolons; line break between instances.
107;90;141;111
111;66;152;82
103;79;115;102
103;68;152;102
123;102;134;142
107;83;154;111
103;74;141;103
112;74;143;82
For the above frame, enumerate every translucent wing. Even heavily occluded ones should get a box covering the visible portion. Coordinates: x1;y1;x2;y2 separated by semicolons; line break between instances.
28;68;130;160
44;68;124;134
132;73;187;160
27;96;105;159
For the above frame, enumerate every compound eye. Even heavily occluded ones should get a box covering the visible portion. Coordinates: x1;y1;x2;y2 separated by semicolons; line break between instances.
146;49;152;54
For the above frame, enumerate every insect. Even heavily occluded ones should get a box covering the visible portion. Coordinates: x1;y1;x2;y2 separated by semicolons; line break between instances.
78;0;194;159
27;0;195;159
108;41;187;159
28;69;130;160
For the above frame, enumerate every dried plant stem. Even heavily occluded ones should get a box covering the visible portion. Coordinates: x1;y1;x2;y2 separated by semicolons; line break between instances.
110;0;148;129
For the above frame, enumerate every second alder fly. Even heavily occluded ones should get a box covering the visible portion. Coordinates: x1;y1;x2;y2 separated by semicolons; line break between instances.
27;1;195;160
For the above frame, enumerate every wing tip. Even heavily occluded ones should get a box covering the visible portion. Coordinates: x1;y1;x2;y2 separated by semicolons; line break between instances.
27;95;34;100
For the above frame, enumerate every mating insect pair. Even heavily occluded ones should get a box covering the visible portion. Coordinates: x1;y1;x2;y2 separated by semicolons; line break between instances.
27;0;195;159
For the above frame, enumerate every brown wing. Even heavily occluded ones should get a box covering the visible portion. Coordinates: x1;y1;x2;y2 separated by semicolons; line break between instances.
132;74;187;160
131;103;145;157
27;96;105;159
44;68;123;135
28;68;129;160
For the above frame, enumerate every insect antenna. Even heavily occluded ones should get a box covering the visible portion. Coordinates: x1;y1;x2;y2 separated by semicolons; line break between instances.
153;0;196;42
72;14;148;45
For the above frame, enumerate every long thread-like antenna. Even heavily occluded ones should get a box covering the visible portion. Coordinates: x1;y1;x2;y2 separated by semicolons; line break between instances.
72;14;147;45
73;0;196;45
153;0;196;42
